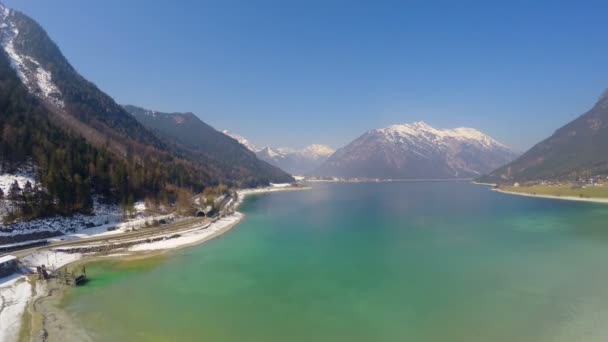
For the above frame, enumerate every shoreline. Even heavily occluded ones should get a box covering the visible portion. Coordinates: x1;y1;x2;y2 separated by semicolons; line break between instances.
305;178;473;183
491;187;608;204
471;181;608;205
0;184;309;342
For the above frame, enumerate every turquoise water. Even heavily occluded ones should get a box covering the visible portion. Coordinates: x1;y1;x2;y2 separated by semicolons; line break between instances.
65;182;608;341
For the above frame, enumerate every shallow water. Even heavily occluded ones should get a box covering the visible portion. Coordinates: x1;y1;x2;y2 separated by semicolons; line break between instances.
64;182;608;341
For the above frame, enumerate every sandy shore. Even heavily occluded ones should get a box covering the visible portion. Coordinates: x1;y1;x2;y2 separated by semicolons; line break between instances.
492;187;608;205
0;184;308;342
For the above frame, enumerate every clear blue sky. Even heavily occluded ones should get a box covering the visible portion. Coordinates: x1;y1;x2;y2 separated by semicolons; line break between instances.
5;0;608;151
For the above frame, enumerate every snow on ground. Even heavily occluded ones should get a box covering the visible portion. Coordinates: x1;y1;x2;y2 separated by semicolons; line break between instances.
270;183;292;188
129;213;243;252
0;165;36;195
236;185;300;205
21;250;82;271
134;201;146;212
0;200;122;238
0;274;32;342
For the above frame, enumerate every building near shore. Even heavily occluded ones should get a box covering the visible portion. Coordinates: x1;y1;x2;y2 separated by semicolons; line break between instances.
0;255;18;277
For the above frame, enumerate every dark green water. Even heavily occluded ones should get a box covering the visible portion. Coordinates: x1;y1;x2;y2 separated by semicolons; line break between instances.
64;182;608;341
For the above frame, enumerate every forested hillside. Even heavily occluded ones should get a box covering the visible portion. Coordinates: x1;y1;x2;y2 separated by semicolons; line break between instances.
0;4;290;223
125;105;293;186
479;90;608;183
0;49;207;221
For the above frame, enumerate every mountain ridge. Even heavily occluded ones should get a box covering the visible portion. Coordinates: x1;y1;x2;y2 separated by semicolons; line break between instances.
222;131;335;175
314;121;516;179
0;2;292;221
479;89;608;183
125;105;293;186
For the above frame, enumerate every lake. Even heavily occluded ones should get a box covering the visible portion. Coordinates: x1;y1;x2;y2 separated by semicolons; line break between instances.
63;182;608;341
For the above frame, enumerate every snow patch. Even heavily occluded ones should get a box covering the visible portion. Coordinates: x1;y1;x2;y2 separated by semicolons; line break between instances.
0;197;175;247
0;8;65;109
0;166;36;195
129;213;243;252
376;121;508;150
0;275;32;342
222;130;260;152
270;183;292;188
21;250;82;271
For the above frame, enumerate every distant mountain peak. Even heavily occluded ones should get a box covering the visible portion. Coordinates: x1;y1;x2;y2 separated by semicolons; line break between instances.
299;144;335;160
0;6;65;109
222;130;260;153
222;131;335;175
376;122;506;150
314;121;516;179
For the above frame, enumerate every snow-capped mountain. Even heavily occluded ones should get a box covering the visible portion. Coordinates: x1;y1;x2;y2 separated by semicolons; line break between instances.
0;4;64;109
222;130;261;153
259;144;336;175
313;121;517;179
222;131;335;175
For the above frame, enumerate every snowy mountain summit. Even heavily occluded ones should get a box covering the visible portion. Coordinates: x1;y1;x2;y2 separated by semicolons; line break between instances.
222;131;335;175
314;121;516;179
222;130;261;153
375;121;507;151
0;4;64;109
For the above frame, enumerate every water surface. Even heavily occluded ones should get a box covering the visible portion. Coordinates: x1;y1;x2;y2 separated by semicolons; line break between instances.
64;182;608;341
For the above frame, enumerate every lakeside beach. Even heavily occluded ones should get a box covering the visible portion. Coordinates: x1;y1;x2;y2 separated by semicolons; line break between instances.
478;183;608;205
0;184;308;342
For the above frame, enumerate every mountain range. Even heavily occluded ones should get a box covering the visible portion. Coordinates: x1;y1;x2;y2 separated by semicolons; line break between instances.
479;90;608;183
222;131;335;175
0;3;291;219
313;122;517;179
1;0;607;222
124;106;292;184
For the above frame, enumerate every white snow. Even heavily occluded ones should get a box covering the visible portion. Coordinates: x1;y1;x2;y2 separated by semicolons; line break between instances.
1;200;122;238
0;255;16;264
134;201;146;212
222;130;334;161
21;250;82;271
0;165;38;219
376;121;507;150
298;144;335;159
129;185;301;252
0;274;32;342
260;147;284;159
0;165;36;195
0;197;175;247
222;130;260;152
270;183;292;188
0;7;65;109
129;213;243;252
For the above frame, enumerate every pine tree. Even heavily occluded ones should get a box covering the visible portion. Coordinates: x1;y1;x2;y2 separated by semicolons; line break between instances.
127;194;135;218
23;180;32;193
8;180;21;200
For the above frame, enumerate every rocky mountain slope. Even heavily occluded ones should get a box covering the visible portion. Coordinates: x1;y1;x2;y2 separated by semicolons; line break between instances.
222;131;335;175
314;122;516;179
0;2;291;222
479;90;608;183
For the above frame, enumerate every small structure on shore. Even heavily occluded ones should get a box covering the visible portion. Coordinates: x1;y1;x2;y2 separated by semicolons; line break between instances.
196;206;217;218
36;265;50;280
0;255;18;277
56;266;88;286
